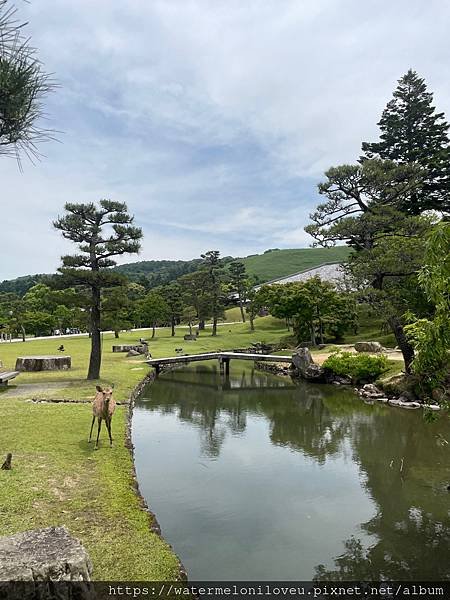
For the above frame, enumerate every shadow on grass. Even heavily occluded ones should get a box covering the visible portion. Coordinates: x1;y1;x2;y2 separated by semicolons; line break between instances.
78;437;116;454
0;385;17;395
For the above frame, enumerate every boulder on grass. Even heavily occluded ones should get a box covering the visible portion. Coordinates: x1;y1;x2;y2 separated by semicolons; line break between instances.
0;526;92;584
15;356;71;372
354;341;384;353
113;344;147;354
292;348;325;382
127;349;141;357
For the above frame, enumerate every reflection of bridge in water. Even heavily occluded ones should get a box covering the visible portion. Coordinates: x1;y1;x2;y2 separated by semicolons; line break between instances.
159;375;298;393
146;351;294;376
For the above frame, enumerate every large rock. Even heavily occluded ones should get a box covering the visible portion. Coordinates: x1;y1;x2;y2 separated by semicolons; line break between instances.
0;526;92;585
292;348;325;381
15;356;71;372
113;344;147;354
354;341;384;353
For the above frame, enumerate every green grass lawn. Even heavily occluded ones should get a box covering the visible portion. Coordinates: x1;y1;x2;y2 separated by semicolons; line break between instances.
0;316;287;579
241;247;351;283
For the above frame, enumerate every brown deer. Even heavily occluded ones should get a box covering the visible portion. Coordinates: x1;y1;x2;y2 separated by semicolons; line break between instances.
89;385;116;449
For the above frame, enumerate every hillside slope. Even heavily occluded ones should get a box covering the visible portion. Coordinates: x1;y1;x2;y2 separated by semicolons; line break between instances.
241;247;351;283
1;247;351;294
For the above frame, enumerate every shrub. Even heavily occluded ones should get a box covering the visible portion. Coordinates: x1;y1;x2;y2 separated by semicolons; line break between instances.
323;351;389;383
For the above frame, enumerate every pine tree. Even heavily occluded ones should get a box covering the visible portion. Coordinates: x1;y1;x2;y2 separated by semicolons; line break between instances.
228;261;248;323
0;0;55;161
201;250;224;336
54;200;142;380
361;69;450;214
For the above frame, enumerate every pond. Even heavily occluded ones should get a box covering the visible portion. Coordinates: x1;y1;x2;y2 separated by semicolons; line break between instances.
133;362;450;581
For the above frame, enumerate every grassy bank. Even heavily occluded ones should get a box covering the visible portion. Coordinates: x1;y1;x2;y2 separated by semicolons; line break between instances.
0;316;287;579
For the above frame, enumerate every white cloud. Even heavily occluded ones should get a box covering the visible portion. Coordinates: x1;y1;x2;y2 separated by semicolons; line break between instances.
1;0;450;279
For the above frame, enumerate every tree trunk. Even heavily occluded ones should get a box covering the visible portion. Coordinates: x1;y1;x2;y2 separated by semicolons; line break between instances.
212;316;217;336
198;319;205;331
318;317;324;345
171;316;175;337
87;287;102;380
114;330;119;339
388;315;415;374
250;315;255;331
21;325;26;342
152;322;156;338
310;322;316;346
239;298;246;322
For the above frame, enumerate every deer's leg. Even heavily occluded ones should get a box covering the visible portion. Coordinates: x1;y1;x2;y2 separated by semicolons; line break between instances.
95;417;102;450
106;418;113;447
88;415;96;442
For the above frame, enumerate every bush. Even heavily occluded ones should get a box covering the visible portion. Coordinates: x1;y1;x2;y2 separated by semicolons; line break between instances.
323;351;389;383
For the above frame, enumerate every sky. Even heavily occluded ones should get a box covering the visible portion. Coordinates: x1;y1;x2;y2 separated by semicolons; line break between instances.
1;0;450;280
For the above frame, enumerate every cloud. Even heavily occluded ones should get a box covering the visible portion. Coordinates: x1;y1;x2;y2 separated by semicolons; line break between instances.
1;0;450;279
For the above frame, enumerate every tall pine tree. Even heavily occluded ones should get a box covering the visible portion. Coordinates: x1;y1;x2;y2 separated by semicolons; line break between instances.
361;69;450;215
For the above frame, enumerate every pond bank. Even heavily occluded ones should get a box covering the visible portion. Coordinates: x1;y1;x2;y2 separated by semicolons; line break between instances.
254;354;443;413
125;371;188;580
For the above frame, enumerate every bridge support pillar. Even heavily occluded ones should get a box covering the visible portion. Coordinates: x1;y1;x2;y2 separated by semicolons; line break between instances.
219;357;230;378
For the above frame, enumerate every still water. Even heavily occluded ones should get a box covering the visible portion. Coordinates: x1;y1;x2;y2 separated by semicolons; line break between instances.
133;363;450;580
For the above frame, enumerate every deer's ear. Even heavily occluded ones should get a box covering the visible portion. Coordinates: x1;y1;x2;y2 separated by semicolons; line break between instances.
96;385;103;392
111;383;115;389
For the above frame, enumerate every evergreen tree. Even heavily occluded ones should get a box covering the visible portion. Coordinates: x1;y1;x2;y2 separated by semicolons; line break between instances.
158;283;183;337
201;250;224;336
53;200;142;380
361;69;450;214
0;0;55;161
228;261;248;322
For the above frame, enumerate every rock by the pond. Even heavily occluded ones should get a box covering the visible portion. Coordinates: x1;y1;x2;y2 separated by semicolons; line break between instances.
113;344;147;354
15;356;71;372
354;341;384;353
424;404;441;411
359;383;385;398
292;348;325;381
333;375;352;385
127;349;141;357
0;526;92;583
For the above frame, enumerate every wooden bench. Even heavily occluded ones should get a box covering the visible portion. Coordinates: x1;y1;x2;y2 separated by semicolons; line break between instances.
0;371;19;386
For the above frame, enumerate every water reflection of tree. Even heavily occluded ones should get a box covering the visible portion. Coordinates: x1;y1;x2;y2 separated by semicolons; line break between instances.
316;410;450;581
316;510;450;581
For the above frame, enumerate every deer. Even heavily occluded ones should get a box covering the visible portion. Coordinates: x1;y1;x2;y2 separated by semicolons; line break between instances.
89;385;116;450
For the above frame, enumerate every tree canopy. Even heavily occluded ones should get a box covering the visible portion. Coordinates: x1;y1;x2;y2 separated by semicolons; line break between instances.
0;0;55;162
361;69;450;214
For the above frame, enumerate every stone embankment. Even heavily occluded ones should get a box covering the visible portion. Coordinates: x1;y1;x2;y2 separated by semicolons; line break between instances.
357;383;441;411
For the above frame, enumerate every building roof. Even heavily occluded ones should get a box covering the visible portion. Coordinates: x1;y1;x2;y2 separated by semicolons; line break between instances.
254;262;344;290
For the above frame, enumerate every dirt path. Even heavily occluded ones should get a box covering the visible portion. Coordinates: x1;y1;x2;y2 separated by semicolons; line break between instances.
0;382;67;399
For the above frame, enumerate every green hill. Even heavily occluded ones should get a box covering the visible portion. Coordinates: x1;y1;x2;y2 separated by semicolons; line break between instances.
241;247;351;283
0;247;351;295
